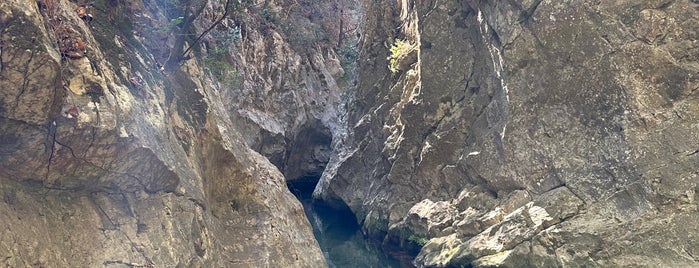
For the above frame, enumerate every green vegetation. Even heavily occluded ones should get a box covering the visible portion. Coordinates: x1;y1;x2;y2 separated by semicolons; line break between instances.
210;25;241;48
169;16;185;27
161;0;248;68
408;234;429;247
388;39;414;73
203;48;241;88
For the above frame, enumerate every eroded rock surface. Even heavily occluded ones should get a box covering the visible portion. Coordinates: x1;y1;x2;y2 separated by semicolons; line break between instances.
316;0;699;267
219;0;359;183
2;0;698;266
0;0;327;266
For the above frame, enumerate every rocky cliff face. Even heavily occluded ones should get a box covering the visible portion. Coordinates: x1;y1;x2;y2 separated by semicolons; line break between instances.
2;0;698;267
317;0;699;267
221;0;353;182
0;0;332;266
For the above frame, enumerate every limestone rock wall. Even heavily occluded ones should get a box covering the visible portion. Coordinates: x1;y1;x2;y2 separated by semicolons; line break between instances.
215;0;360;181
317;0;699;266
0;0;326;266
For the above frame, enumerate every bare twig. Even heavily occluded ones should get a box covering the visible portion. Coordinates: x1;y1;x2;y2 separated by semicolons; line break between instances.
180;0;232;61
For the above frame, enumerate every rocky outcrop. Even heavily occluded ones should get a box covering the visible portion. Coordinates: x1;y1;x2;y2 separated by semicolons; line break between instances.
317;0;698;266
218;0;358;182
2;0;698;266
0;0;326;266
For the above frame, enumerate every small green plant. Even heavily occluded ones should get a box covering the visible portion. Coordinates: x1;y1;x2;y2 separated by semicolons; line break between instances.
408;234;429;247
203;48;241;88
211;25;241;47
388;39;415;73
169;16;184;28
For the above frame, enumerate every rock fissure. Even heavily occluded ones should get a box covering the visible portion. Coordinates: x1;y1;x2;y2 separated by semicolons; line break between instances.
0;42;4;72
415;113;447;167
103;259;153;268
45;121;57;181
93;199;119;232
559;184;587;207
13;49;38;112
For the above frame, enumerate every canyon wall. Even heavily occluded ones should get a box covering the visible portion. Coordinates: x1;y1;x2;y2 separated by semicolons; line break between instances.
317;0;699;267
0;0;339;266
1;0;698;267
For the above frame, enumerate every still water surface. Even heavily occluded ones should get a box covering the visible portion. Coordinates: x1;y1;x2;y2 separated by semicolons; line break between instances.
288;179;402;268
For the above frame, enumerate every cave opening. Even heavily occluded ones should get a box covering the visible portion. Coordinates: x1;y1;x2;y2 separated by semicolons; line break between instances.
283;122;402;267
282;121;332;178
287;176;360;244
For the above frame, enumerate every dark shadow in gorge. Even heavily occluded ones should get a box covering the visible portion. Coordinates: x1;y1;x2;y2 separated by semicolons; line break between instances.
282;120;333;181
287;176;403;268
281;122;414;267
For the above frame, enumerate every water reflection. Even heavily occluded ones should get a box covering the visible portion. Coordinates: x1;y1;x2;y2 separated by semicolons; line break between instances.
288;178;402;268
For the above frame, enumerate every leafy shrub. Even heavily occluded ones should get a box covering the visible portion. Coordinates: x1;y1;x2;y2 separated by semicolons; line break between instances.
203;48;241;88
408;234;429;247
388;39;415;73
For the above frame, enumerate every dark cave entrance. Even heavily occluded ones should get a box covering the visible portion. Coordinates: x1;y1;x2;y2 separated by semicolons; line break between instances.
282;121;333;182
287;176;360;244
283;123;401;267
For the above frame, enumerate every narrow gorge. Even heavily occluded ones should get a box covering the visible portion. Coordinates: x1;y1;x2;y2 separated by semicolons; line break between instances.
1;0;697;267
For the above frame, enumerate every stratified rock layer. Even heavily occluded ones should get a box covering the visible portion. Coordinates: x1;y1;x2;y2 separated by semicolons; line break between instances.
317;0;698;267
